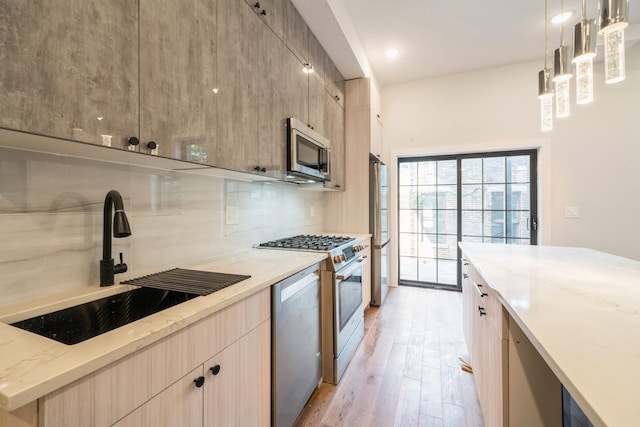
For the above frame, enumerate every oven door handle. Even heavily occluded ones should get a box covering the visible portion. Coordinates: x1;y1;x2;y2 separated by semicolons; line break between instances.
335;258;364;281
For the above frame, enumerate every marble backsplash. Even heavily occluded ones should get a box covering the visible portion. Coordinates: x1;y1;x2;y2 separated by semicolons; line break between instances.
0;147;324;306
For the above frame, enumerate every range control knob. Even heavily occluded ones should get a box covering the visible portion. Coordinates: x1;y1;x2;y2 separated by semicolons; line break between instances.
340;253;347;262
333;255;342;263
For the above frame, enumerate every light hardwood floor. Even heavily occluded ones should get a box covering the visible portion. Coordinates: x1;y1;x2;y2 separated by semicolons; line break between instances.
294;285;485;427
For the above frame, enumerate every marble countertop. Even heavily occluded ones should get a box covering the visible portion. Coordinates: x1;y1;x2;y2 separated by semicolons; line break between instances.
459;242;640;427
0;248;328;411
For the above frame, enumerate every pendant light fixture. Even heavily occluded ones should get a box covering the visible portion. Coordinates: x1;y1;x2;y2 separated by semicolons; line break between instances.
539;0;554;131
573;0;596;104
554;0;573;118
599;0;629;83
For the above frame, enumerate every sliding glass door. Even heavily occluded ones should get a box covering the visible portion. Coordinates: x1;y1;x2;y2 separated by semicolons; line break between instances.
398;150;537;290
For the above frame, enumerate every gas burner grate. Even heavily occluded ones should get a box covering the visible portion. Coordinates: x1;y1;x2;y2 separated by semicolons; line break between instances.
259;235;355;251
121;268;250;296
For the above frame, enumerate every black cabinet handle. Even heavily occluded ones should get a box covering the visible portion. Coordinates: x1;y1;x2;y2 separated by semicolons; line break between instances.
463;273;468;279
334;184;341;188
478;306;486;316
194;376;205;388
210;365;221;375
334;95;341;101
147;141;157;150
128;136;140;146
254;166;266;173
260;9;267;15
475;282;487;298
254;2;260;7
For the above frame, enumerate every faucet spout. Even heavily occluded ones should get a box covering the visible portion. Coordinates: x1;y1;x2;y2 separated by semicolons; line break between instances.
100;190;132;286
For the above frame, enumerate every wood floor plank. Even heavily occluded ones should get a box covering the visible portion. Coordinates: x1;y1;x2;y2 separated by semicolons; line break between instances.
294;286;484;427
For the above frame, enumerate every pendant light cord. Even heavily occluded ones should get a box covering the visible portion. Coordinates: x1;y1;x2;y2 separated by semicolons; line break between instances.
544;0;548;68
560;0;565;44
582;0;586;21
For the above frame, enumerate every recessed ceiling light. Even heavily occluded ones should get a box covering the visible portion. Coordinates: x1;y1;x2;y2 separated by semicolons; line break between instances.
385;48;399;59
550;11;573;24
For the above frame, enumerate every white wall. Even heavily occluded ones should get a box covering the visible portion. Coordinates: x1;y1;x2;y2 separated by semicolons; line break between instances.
382;43;640;285
0;148;323;306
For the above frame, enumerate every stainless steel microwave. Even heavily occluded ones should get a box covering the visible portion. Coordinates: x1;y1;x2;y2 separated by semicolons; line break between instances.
286;118;330;182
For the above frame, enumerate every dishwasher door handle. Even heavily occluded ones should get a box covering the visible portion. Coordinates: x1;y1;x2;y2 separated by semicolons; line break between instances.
280;270;320;303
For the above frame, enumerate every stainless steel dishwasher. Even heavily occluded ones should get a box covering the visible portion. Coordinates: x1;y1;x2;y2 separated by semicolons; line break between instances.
272;263;322;427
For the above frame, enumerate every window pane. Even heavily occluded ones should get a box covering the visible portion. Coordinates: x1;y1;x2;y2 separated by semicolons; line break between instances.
399;210;417;233
483;157;505;183
437;160;457;185
418;209;437;234
399;233;417;256
507;211;529;239
400;257;418;281
461;158;482;184
462;184;482;210
418;186;437;209
438;210;457;235
507;183;530;210
484;236;505;244
399;186;417;209
418;258;437;283
484;211;505;238
438;260;458;285
417;161;436;185
417;233;438;259
437;185;457;209
437;235;458;260
507;238;531;245
484;184;505;210
507;156;530;183
399;162;417;185
461;210;482;236
461;235;482;243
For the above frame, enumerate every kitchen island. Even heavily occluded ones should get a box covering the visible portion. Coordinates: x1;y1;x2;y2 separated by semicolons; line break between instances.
0;248;326;425
459;242;640;427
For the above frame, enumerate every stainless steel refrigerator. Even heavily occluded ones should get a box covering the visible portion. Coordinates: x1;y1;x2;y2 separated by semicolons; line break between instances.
370;155;390;306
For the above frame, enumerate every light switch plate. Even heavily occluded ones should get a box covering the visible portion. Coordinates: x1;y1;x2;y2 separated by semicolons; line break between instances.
565;206;579;218
226;206;239;225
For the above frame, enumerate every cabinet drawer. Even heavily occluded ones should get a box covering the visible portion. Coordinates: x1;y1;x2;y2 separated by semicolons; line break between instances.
468;266;507;339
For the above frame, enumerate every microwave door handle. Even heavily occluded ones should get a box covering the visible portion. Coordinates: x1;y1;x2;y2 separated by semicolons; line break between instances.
323;147;331;179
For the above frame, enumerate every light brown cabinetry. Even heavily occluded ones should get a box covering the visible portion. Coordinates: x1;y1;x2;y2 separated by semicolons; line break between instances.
35;289;270;427
462;254;562;427
323;93;346;190
244;0;287;41
0;0;138;149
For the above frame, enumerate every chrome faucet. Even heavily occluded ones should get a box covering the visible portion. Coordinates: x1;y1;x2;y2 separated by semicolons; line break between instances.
100;190;132;286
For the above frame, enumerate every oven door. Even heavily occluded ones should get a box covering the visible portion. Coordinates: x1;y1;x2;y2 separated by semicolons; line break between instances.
334;257;365;355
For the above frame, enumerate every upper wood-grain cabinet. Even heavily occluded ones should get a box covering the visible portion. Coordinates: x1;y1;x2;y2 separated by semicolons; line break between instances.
0;0;138;149
323;93;345;190
324;53;345;109
139;0;218;164
244;0;286;41
216;0;260;174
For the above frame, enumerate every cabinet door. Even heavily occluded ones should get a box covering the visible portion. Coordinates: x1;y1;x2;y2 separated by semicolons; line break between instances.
203;321;270;427
139;0;217;164
284;1;309;65
113;366;204;427
308;74;326;136
324;54;345;108
324;94;345;190
257;22;308;179
244;0;286;41
0;0;138;148
217;0;259;173
309;31;326;84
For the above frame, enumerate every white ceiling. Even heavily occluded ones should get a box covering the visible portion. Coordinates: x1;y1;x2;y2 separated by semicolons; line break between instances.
293;0;640;86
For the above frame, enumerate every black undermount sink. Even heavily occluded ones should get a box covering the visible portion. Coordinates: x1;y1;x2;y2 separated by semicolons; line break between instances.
10;287;199;345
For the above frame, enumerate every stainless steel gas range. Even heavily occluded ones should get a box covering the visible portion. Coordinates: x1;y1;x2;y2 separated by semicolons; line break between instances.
258;235;367;384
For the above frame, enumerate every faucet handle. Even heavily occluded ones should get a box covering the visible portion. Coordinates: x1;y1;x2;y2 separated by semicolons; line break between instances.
114;252;128;275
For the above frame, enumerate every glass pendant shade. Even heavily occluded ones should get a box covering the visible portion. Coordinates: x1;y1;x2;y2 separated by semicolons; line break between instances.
538;68;554;131
599;0;629;83
573;19;596;104
553;46;572;118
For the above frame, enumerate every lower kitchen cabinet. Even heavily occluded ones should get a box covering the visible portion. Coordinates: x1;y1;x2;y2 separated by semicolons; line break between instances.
115;321;270;427
462;254;562;427
35;289;270;427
